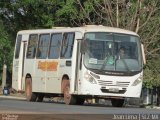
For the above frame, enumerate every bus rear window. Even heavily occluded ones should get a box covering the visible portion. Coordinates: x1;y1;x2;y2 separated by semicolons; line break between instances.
15;35;22;59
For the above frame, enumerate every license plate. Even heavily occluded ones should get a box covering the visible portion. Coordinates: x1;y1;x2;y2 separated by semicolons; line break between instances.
109;88;119;92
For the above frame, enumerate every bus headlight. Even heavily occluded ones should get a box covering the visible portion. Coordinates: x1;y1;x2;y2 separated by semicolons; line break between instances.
132;76;142;86
84;71;97;84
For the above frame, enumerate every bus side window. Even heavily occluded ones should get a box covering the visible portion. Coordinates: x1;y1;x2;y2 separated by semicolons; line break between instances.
15;35;22;59
48;33;62;59
37;34;50;59
61;32;75;59
26;34;38;58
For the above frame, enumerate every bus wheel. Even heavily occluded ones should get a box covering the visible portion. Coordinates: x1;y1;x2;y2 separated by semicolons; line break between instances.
111;99;124;107
37;93;44;102
25;77;37;102
62;80;76;105
76;97;85;105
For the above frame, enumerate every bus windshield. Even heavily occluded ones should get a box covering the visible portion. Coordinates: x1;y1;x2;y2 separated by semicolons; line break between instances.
83;32;142;72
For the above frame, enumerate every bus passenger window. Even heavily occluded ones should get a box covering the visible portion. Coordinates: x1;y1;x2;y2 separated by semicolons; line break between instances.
49;33;62;59
37;34;50;59
26;34;38;58
15;35;22;59
61;33;75;59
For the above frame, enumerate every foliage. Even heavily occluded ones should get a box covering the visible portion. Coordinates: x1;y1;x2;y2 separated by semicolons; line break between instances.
0;20;13;84
143;58;160;88
0;0;58;41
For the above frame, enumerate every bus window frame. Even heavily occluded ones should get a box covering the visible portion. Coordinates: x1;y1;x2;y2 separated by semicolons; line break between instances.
26;34;39;59
15;35;22;59
60;32;75;59
36;33;50;59
48;33;63;59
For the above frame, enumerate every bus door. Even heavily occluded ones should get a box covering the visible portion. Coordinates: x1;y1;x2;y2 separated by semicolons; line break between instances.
59;32;82;94
12;34;28;91
73;32;83;93
75;32;83;93
46;33;62;93
58;32;75;94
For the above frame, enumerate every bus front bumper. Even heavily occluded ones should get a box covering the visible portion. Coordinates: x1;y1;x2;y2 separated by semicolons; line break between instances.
78;81;142;98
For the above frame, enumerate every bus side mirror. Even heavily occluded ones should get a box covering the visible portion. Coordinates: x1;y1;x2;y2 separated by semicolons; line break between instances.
141;43;146;65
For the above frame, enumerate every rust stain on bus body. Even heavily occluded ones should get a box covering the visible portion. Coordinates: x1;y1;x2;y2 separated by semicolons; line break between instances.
38;61;58;71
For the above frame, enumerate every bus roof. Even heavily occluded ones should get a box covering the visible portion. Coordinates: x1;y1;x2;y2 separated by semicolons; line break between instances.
17;25;138;36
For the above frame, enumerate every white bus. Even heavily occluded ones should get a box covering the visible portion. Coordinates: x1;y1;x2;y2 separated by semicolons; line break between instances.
12;25;145;107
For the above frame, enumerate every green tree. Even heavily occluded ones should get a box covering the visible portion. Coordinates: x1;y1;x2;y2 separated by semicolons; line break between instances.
144;58;160;88
0;20;13;85
0;0;58;41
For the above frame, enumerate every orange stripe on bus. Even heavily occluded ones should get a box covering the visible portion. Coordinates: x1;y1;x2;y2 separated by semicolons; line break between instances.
38;61;58;71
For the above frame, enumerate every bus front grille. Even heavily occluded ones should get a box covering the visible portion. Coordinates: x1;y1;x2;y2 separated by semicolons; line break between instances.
98;80;130;88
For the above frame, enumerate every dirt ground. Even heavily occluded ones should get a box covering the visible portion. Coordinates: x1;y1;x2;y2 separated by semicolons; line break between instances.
0;86;25;97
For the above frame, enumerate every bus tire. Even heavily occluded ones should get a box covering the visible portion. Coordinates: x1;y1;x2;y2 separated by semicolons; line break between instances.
25;77;37;102
62;80;76;105
111;99;124;107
